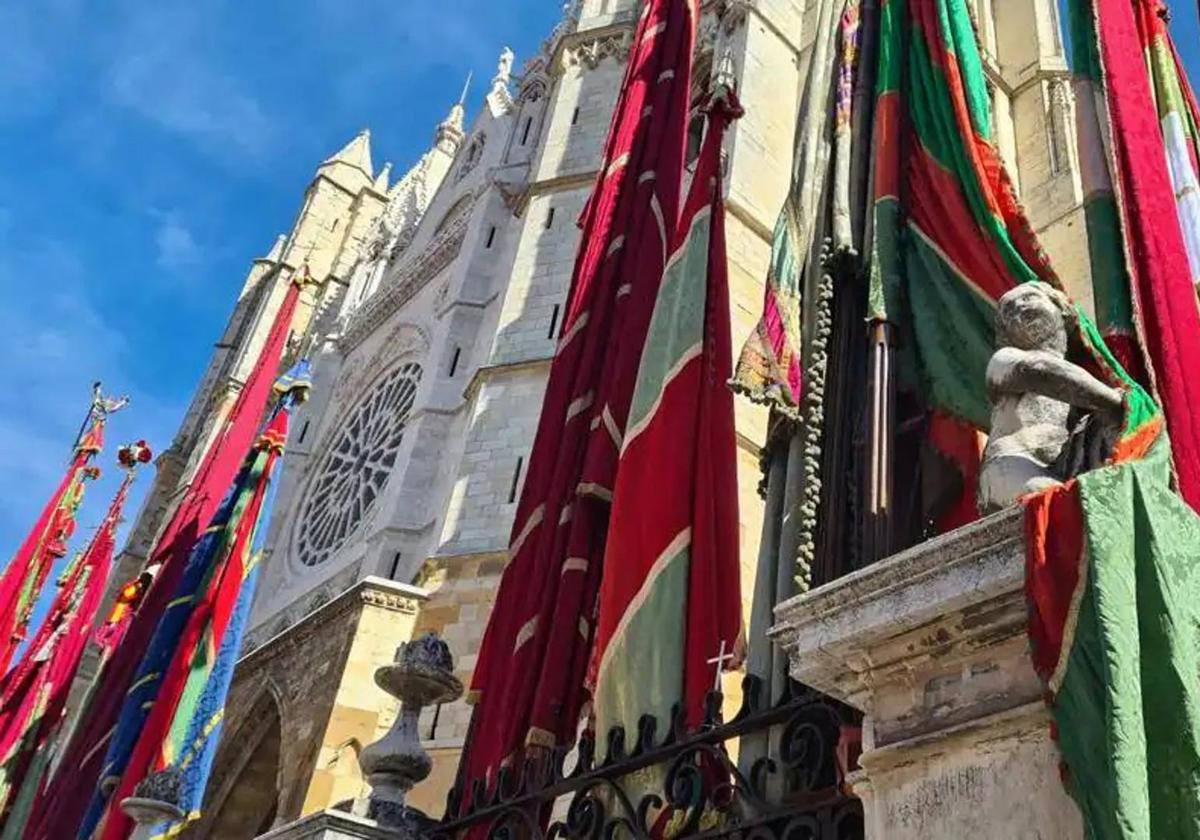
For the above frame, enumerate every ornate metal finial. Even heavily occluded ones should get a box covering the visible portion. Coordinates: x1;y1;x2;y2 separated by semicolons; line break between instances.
357;632;464;835
458;71;473;106
91;381;131;418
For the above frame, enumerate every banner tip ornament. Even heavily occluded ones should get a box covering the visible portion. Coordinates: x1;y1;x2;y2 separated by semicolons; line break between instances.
273;358;313;404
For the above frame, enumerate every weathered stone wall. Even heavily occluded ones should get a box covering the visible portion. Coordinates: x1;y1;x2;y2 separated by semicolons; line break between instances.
186;579;426;838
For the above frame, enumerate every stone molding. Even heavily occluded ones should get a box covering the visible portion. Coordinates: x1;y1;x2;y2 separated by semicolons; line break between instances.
242;576;428;666
768;506;1022;696
461;356;554;402
339;197;477;354
771;507;1025;712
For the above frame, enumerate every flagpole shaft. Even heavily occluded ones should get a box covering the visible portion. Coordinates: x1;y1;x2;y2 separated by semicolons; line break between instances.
864;319;896;564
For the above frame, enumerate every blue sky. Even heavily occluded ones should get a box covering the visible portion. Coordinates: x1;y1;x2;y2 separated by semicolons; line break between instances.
0;2;1197;579
0;0;559;562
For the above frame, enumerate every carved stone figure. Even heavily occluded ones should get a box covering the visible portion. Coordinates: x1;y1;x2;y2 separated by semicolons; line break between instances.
978;282;1125;512
496;47;514;85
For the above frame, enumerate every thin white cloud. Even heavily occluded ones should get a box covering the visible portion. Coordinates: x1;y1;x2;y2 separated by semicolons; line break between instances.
105;43;275;162
155;217;203;270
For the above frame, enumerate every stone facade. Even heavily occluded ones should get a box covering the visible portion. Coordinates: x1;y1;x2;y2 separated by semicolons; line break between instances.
107;0;1097;835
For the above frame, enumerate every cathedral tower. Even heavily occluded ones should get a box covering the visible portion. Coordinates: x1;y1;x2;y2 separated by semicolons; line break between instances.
100;130;392;637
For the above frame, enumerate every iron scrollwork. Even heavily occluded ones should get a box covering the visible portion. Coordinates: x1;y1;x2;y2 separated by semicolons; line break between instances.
434;678;864;840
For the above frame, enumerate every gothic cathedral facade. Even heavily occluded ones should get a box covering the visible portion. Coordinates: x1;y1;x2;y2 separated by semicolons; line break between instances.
110;0;1088;834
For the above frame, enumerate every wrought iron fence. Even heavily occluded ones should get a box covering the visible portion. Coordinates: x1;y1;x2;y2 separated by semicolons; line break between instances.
434;677;864;839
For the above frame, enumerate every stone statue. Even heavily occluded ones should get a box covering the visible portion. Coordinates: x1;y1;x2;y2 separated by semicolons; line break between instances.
978;282;1125;512
496;47;514;85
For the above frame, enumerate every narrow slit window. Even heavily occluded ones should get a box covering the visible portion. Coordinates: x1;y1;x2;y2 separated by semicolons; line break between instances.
521;116;533;145
548;303;561;339
448;346;462;377
298;419;311;444
508;456;525;504
571;107;580;126
485;225;497;249
389;551;403;581
545;207;555;229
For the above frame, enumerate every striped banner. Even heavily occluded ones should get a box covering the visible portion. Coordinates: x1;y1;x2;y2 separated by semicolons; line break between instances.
593;91;743;742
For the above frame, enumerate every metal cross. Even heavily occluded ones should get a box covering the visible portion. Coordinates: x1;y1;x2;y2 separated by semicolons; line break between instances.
707;639;735;693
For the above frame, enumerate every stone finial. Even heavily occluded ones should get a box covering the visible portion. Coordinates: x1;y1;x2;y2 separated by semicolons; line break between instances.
373;161;393;193
487;48;515;114
120;768;185;840
436;81;469;155
357;633;463;835
978;282;1125;512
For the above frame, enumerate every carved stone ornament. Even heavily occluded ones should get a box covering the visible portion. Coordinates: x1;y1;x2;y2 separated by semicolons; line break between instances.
978;282;1125;512
121;768;186;836
718;0;757;32
340;195;475;354
563;30;634;71
357;633;464;835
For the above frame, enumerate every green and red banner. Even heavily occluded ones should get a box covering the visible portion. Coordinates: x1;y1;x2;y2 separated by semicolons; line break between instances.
460;0;697;805
85;364;305;840
1025;402;1200;839
1067;0;1200;513
871;0;1200;832
872;0;1062;432
28;270;309;840
592;90;744;741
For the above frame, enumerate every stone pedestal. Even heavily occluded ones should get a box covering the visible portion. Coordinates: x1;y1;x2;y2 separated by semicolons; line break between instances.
770;509;1083;840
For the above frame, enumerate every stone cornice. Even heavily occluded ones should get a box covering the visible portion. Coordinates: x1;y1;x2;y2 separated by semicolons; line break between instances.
428;548;508;566
771;507;1025;708
238;577;428;669
462;355;554;402
725;197;774;245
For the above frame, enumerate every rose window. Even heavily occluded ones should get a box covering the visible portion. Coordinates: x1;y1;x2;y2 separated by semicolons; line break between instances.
296;363;421;566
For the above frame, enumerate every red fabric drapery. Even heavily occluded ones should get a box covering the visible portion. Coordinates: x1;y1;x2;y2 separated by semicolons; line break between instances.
0;418;104;675
592;90;744;737
26;272;307;840
459;0;697;804
0;461;135;830
1092;0;1200;511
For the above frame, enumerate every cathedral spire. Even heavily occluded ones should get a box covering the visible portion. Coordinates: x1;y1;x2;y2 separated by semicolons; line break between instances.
264;234;286;263
373;161;393;193
436;81;469;154
317;129;375;192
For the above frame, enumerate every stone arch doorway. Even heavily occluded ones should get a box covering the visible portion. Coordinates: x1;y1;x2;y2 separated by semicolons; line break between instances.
199;689;283;839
